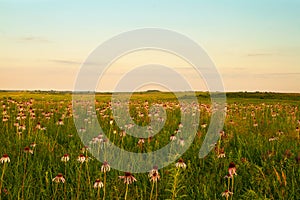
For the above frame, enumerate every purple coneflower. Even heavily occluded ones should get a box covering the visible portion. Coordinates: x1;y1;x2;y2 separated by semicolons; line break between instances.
221;190;233;198
0;154;10;164
175;158;186;169
170;134;176;141
77;154;86;163
101;161;111;173
228;162;237;176
52;173;65;183
119;172;137;184
24;147;33;154
61;154;70;162
93;179;104;189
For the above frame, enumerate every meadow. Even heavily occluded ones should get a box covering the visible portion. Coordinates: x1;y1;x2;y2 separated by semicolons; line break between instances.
0;91;300;200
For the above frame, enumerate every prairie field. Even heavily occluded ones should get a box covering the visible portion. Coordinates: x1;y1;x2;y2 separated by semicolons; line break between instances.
0;91;300;200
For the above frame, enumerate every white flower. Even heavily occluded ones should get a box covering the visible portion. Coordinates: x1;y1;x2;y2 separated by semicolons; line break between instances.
0;154;10;164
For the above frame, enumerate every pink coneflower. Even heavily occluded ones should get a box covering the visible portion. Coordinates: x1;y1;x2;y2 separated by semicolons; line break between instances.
93;179;104;189
268;136;279;142
120;130;126;137
175;158;186;169
138;138;145;145
217;148;226;158
224;173;233;179
30;142;36;148
178;138;185;146
221;190;233;198
52;173;65;183
0;154;10;164
170;134;176;141
119;172;137;184
61;154;70;162
35;122;41;130
178;122;183;128
101;161;111;173
57;119;64;125
18;124;26;130
77;154;86;163
2;117;8;122
149;171;160;182
228;162;237;176
24;147;33;154
80;146;89;153
149;165;159;177
201;123;207;128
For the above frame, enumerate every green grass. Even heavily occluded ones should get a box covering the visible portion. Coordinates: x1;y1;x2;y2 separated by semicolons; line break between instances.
0;91;300;199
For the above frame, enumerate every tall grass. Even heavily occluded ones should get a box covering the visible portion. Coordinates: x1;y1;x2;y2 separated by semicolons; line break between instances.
0;92;299;199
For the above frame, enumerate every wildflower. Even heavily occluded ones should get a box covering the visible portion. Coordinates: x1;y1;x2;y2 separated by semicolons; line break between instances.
93;179;104;189
201;123;207;128
0;154;10;164
57;119;64;125
80;146;89;153
175;158;186;169
77;154;86;163
30;142;36;148
109;119;114;125
221;190;233;198
217;148;226;158
101;161;111;173
61;154;70;162
2;117;8;122
170;134;176;141
52;173;65;183
277;130;284;135
138;138;145;145
296;127;299;132
24;147;33;154
268;136;279;142
178;122;183;128
119;172;137;184
35;122;41;130
224;173;233;179
149;171;160;182
178;138;185;146
149;165;159;177
228;162;237;176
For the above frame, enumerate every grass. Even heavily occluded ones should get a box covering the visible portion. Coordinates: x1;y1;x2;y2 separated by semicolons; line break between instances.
0;91;300;199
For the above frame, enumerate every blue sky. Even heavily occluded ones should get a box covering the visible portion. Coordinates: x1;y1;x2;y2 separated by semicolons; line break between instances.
1;0;300;92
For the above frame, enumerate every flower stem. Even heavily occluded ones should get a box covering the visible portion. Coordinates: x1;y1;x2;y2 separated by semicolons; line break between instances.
155;181;158;200
102;172;106;200
0;163;7;196
150;181;155;200
124;183;129;200
76;163;83;200
97;187;101;200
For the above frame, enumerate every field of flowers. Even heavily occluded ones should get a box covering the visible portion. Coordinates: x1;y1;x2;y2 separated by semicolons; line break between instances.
0;91;300;199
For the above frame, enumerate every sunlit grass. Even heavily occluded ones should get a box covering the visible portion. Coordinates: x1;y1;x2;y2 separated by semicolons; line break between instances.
0;91;299;199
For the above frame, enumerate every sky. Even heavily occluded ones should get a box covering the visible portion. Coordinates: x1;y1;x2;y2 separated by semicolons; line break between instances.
0;0;300;92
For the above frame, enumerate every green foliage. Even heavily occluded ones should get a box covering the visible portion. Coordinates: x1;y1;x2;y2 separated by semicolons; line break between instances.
0;91;299;199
